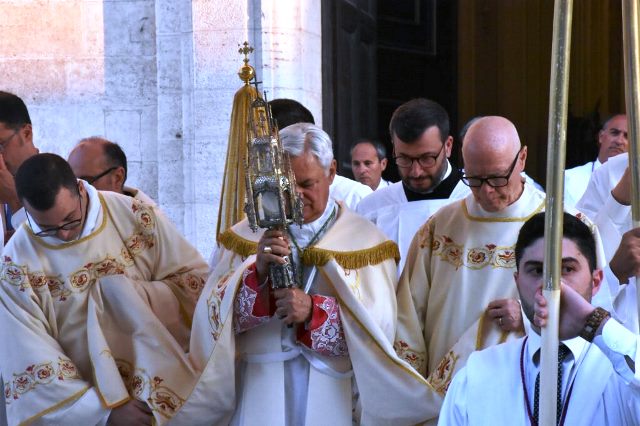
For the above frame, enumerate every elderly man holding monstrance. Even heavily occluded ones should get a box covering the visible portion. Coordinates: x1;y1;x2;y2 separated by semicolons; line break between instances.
188;118;442;425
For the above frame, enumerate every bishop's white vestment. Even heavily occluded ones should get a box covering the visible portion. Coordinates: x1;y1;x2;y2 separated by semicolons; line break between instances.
394;184;545;395
175;203;444;425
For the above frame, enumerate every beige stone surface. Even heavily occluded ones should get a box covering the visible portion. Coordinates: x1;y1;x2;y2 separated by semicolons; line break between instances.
0;0;322;259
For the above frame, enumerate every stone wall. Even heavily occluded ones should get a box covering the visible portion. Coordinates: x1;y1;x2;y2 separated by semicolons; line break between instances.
0;0;322;258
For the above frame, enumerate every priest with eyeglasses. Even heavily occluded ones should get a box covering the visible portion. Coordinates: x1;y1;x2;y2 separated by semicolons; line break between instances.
0;153;209;425
394;116;612;424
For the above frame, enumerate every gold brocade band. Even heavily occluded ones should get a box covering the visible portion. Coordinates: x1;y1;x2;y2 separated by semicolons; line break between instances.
218;229;400;269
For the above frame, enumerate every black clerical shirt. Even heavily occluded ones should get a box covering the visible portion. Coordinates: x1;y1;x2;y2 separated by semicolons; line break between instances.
403;166;463;202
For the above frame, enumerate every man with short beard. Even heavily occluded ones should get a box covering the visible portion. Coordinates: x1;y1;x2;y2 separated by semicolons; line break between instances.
357;98;469;274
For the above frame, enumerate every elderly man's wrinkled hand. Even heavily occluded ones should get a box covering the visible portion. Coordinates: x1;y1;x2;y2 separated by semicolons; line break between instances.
274;288;313;325
487;298;524;332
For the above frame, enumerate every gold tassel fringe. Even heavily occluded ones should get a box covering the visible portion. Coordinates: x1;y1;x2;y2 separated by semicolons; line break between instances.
218;230;258;257
218;231;399;270
302;241;400;269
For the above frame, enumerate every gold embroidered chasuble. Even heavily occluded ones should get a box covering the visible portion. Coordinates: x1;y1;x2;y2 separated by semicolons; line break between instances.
394;184;547;396
174;205;444;425
0;192;208;425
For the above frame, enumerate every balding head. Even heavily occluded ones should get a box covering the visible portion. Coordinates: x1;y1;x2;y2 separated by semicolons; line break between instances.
461;116;527;212
462;116;521;159
68;137;127;193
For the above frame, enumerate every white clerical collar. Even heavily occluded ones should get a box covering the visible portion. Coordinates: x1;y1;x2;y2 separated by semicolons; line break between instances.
289;198;337;248
526;328;587;367
28;180;102;245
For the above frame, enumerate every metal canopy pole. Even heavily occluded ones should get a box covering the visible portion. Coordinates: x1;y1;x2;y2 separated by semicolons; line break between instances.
540;0;573;424
621;0;640;331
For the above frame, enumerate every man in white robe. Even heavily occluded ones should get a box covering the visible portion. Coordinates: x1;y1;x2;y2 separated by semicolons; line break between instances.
395;117;537;392
357;99;470;275
440;212;640;425
564;114;628;208
328;174;372;210
0;154;209;425
182;123;442;425
68;136;156;205
574;151;640;332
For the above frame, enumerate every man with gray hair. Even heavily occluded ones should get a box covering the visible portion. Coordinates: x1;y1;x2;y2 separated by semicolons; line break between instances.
68;137;155;205
203;122;443;424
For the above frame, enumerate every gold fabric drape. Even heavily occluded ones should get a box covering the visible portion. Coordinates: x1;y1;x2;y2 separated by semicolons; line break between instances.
215;69;262;242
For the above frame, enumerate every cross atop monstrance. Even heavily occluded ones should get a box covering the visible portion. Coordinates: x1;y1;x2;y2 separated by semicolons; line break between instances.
237;41;256;85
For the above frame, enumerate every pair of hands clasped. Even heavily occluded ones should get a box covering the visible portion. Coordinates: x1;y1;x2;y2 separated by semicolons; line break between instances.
257;229;313;325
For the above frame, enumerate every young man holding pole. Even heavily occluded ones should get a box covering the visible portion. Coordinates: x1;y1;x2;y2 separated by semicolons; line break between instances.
439;212;640;425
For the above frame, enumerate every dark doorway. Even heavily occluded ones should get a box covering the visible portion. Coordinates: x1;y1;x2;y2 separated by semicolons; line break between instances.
322;0;459;182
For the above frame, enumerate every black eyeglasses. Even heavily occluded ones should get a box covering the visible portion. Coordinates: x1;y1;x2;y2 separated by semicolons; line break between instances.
461;148;523;188
27;193;83;238
79;167;118;185
394;143;445;169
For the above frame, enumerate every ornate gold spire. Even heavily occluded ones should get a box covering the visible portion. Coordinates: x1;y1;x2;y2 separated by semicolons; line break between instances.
238;41;255;85
216;42;262;242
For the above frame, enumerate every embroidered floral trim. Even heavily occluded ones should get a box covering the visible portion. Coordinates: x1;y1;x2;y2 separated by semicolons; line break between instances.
132;199;155;233
310;297;348;357
2;199;159;302
125;232;155;256
116;359;185;419
427;350;459;396
393;340;427;373
29;272;68;301
165;270;206;295
431;235;516;270
417;220;435;250
122;199;156;257
1;256;29;291
68;256;128;295
5;357;81;403
233;268;269;334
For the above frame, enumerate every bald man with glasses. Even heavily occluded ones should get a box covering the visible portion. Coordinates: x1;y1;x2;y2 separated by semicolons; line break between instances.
393;116;611;423
68;137;156;205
